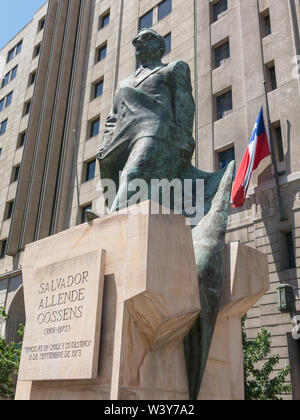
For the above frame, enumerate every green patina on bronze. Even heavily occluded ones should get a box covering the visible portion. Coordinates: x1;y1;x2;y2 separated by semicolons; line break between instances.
94;29;235;399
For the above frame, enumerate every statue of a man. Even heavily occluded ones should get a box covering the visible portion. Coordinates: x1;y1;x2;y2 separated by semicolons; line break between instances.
97;29;196;214
91;29;235;400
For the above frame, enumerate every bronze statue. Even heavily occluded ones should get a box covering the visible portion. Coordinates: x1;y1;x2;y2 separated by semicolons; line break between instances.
89;29;235;399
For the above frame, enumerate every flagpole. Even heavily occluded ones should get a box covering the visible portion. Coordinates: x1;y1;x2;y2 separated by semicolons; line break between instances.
257;0;287;221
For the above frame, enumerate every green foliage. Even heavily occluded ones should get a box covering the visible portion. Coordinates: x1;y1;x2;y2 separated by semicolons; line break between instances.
0;307;23;400
242;315;292;400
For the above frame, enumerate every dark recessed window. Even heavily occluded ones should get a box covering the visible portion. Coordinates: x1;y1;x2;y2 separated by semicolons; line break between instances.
286;232;296;269
264;14;271;36
273;124;284;163
269;65;277;91
218;147;235;170
6;201;14;220
0;98;4;112
10;66;18;81
12;165;20;183
216;90;232;120
94;79;104;99
29;71;36;86
213;0;228;22
90;118;100;138
261;10;271;37
97;43;107;62
5;92;13;107
0;119;8;136
100;10;110;29
281;230;296;270
139;9;153;30
0;239;7;259
85;159;96;182
214;40;230;68
34;44;41;58
158;0;172;21
24;100;32;116
163;33;171;56
39;18;46;31
18;131;26;148
81;203;92;223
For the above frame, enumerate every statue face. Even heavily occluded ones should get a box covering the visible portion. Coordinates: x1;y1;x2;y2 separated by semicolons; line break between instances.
132;30;164;63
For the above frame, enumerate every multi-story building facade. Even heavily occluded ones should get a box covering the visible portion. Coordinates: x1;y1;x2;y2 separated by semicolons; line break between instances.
0;0;300;399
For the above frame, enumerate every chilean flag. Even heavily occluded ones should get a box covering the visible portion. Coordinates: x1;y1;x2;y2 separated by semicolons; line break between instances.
232;107;271;207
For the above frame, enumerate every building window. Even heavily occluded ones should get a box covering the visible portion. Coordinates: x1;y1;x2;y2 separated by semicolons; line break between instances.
81;203;92;223
12;165;20;183
0;119;7;136
139;9;153;30
265;61;277;92
0;239;7;259
11;66;18;81
5;91;13;107
90;117;100;138
84;159;96;182
39;17;46;32
2;73;10;88
272;123;284;163
33;44;41;58
260;10;271;37
1;67;17;87
163;33;171;56
96;42;107;63
93;79;104;99
0;93;11;111
158;0;172;21
17;131;26;148
214;40;230;68
286;232;296;269
216;90;232;120
16;41;23;55
7;49;15;63
24;100;32;116
100;10;110;29
6;40;22;63
212;0;228;23
29;71;36;86
217;146;235;170
269;66;277;90
5;201;14;220
281;231;296;270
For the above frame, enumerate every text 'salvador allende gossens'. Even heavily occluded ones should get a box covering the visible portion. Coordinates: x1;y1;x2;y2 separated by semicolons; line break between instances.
37;271;89;325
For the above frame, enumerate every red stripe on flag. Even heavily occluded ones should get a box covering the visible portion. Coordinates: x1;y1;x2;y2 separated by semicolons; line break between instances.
252;131;270;171
231;148;250;208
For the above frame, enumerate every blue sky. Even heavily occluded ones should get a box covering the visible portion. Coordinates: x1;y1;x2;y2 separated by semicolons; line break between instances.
0;0;46;50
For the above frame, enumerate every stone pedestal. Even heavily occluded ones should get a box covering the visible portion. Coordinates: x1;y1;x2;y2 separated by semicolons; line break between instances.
15;201;269;400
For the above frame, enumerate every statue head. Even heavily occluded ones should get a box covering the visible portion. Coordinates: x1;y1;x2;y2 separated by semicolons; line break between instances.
132;29;166;64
